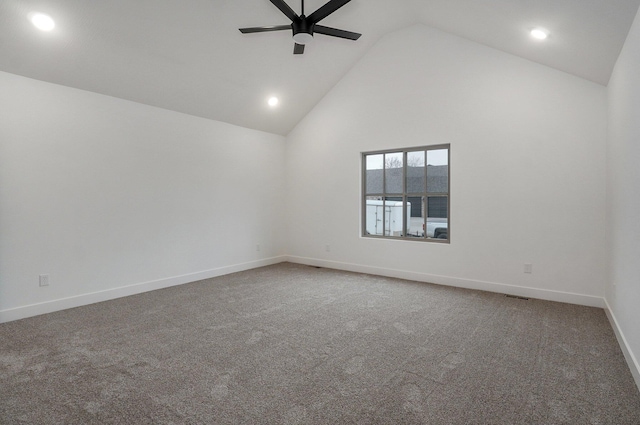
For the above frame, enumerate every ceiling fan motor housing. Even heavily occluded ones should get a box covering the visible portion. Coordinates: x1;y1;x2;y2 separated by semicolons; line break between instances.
292;17;314;44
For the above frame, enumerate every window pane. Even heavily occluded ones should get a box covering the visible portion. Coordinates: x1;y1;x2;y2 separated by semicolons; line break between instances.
407;196;425;238
427;149;448;193
428;196;448;218
425;196;448;239
364;196;383;235
385;152;403;193
406;151;425;194
365;154;383;194
383;197;407;237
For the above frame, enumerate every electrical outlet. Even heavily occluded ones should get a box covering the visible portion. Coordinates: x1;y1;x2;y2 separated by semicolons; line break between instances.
524;264;533;274
39;274;49;287
325;245;330;252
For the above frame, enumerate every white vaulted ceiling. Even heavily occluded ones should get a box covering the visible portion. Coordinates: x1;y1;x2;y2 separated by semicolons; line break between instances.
1;0;638;135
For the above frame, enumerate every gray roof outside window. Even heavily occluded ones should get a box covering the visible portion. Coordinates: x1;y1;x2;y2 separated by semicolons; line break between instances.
366;165;448;194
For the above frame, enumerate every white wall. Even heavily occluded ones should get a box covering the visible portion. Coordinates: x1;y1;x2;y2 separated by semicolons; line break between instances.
606;7;640;386
0;71;286;321
285;24;608;306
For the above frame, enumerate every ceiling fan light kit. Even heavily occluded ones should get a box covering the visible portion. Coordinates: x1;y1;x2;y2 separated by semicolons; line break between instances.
239;0;361;54
292;19;314;45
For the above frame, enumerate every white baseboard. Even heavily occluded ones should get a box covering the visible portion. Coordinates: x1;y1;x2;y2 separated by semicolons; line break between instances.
604;299;640;391
285;255;606;308
0;256;286;324
1;254;606;321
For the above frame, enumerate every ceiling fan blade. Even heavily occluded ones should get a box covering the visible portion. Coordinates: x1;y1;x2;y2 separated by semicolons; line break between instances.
314;25;361;40
239;25;291;34
269;0;299;22
307;0;351;24
293;43;305;54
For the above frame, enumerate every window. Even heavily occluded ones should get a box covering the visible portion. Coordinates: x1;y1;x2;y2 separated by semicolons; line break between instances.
362;145;450;242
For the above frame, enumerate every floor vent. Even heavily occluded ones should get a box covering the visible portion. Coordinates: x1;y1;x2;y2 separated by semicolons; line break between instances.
505;294;530;300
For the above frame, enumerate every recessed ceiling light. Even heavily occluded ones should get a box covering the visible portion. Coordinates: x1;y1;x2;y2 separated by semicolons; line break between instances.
30;13;55;31
268;97;279;107
530;28;548;40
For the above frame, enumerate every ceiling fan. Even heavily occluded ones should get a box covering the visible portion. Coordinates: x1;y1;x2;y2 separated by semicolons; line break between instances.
239;0;362;54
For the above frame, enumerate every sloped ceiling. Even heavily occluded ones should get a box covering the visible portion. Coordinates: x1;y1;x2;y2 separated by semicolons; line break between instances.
1;0;639;136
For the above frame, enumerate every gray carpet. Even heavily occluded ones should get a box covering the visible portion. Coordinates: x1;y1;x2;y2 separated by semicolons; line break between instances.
1;263;639;424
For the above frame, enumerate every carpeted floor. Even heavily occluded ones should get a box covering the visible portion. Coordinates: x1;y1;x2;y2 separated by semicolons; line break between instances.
1;263;639;424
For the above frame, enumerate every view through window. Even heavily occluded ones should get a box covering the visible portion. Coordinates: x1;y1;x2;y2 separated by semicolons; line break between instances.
362;145;450;242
